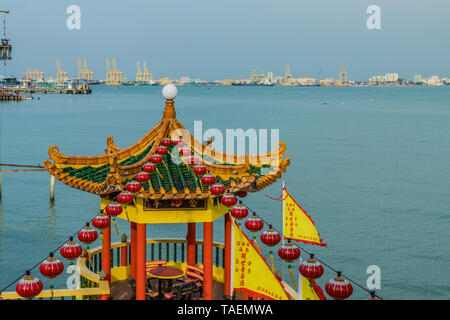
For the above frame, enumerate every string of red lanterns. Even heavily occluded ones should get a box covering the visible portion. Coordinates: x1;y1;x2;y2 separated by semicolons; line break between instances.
239;201;382;300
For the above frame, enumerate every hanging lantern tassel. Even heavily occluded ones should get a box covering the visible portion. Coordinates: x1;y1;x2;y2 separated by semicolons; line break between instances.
86;247;93;267
50;285;54;300
113;218;119;236
270;250;274;271
100;231;103;240
252;236;261;252
288;265;297;289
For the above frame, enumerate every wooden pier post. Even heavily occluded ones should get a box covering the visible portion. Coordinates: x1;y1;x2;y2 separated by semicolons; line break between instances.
50;175;55;202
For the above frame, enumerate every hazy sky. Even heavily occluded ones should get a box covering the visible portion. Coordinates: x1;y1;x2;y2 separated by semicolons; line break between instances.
1;0;449;81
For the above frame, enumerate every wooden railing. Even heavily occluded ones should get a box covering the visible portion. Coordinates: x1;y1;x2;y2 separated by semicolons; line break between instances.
84;238;225;275
0;238;224;300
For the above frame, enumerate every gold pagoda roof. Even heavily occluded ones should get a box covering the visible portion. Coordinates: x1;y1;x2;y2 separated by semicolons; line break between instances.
44;93;290;200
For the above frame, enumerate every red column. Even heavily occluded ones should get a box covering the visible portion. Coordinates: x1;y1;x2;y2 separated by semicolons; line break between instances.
121;234;128;267
130;222;137;279
187;223;196;266
224;213;232;299
100;217;111;300
136;223;147;300
203;221;213;300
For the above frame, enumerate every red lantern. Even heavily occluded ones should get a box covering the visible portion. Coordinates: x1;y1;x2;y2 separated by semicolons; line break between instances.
221;194;237;207
126;181;142;193
39;252;64;279
117;191;133;205
156;146;168;155
174;138;185;147
150;154;163;164
185;157;199;165
245;215;264;232
78;223;98;244
161;138;173;147
135;171;150;183
92;213;110;230
210;183;225;195
201;174;216;185
193;165;206;176
325;272;353;300
230;204;249;220
179;147;191;156
278;240;300;262
60;237;83;260
16;271;43;299
260;226;281;247
299;254;324;280
368;291;381;300
235;191;248;198
142;162;156;173
105;201;123;216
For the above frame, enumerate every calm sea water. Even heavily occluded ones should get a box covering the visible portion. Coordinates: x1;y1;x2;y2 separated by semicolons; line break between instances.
0;86;449;299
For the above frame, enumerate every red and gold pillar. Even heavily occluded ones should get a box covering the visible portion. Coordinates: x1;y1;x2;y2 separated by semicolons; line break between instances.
224;213;232;299
136;223;147;300
130;222;137;279
187;223;196;266
100;216;111;300
203;221;213;300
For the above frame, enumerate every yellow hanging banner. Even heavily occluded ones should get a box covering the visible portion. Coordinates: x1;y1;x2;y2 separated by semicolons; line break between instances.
283;186;327;246
298;276;327;300
232;217;291;300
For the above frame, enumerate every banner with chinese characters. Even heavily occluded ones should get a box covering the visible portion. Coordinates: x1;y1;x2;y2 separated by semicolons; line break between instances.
282;186;327;246
298;275;327;300
231;216;291;300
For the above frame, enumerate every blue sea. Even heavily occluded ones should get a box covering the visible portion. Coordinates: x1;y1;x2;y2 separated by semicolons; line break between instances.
0;85;449;299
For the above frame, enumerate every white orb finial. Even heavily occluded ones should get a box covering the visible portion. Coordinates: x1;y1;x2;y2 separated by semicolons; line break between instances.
162;84;178;100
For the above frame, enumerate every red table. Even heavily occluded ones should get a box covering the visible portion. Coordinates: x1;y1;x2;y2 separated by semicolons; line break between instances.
147;266;185;299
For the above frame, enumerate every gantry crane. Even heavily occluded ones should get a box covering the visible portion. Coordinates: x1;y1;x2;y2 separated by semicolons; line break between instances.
78;58;83;79
285;64;292;79
112;58;123;85
249;69;265;84
106;58;113;84
56;59;68;84
83;58;94;81
136;61;143;82
339;61;348;86
142;61;152;84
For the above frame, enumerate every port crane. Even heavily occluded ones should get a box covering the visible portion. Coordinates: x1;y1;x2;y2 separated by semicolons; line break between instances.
56;59;67;84
249;69;265;84
106;58;122;85
285;64;292;79
136;61;143;82
142;61;152;84
339;61;348;86
83;58;94;81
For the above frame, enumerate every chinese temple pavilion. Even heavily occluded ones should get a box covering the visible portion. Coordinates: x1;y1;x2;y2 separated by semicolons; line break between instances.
43;85;290;300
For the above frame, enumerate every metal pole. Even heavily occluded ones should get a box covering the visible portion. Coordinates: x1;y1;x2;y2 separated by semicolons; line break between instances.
0;173;2;202
50;175;55;202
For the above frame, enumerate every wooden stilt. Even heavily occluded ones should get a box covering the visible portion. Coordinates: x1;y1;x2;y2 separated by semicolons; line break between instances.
50;175;55;202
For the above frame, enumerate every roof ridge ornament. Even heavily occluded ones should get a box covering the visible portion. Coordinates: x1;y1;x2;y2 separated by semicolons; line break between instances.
162;84;177;119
